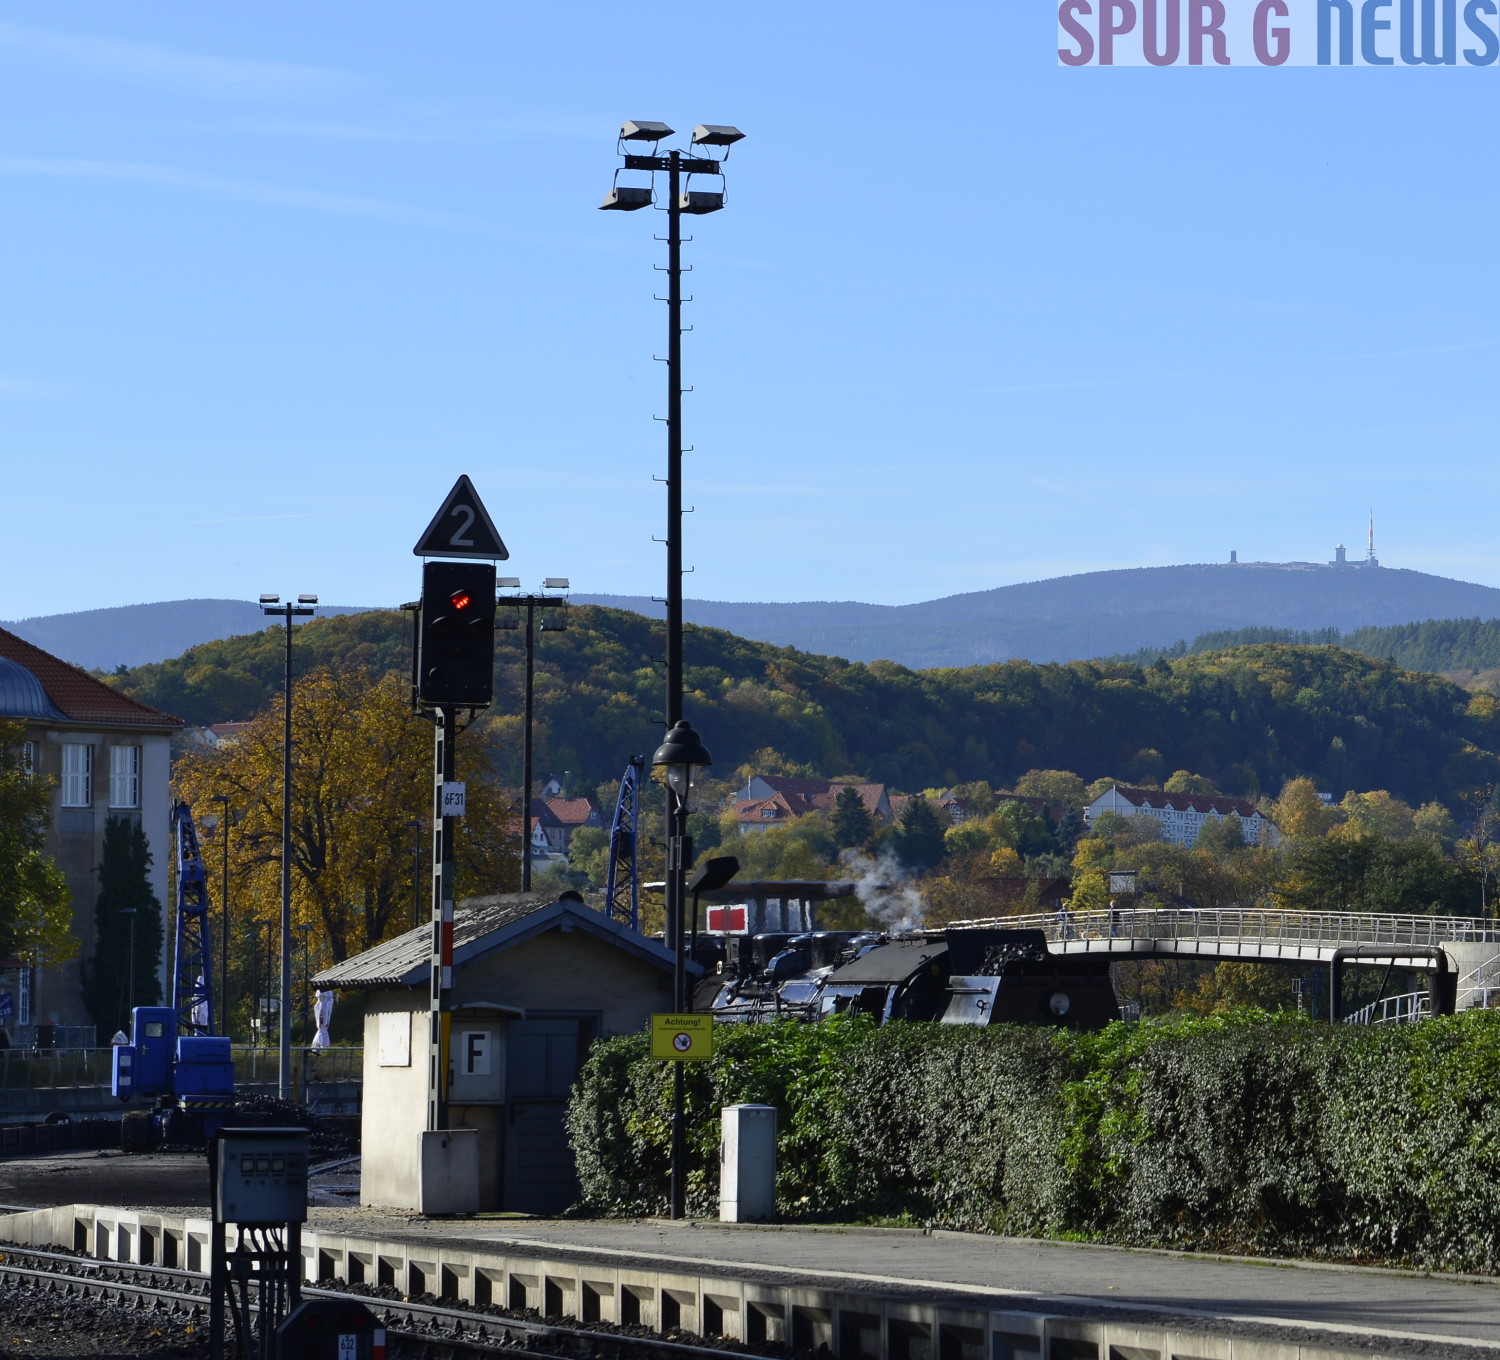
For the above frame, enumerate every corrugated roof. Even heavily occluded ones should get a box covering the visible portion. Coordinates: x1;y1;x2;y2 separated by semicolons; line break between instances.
0;627;182;728
313;892;682;990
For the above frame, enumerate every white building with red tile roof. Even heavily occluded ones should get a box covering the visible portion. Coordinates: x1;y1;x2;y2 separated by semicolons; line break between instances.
1085;783;1278;847
0;626;183;1042
529;796;603;854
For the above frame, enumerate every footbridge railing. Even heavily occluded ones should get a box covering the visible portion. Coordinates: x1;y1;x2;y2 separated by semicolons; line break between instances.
949;906;1500;950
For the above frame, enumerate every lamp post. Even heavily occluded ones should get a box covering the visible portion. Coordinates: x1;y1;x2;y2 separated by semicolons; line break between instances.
498;578;570;889
260;592;317;1101
121;908;138;1024
601;122;743;733
651;719;713;1220
210;793;232;1037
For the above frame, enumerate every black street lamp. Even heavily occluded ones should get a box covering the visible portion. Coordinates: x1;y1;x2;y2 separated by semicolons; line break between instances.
651;718;713;1220
260;592;316;1101
210;793;232;1038
601;121;743;733
498;577;570;889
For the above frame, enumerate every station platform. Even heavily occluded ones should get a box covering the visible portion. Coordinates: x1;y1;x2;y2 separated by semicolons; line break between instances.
1;1155;1497;1360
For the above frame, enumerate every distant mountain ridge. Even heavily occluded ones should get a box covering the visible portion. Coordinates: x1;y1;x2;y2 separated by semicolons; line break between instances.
1;599;372;671
575;563;1500;668
8;562;1500;671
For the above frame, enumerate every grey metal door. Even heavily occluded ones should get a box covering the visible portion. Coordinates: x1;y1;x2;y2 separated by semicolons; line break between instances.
503;1014;597;1214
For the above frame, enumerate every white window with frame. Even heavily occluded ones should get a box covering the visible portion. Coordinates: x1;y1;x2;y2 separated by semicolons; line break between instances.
61;743;92;807
18;968;30;1027
21;741;35;772
109;745;141;809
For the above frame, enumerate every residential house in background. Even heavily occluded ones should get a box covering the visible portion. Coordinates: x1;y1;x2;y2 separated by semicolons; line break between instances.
0;627;183;1043
734;775;893;834
1084;784;1278;847
184;721;251;749
528;796;603;857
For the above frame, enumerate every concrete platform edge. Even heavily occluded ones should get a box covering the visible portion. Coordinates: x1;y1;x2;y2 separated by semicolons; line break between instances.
1;1203;1494;1360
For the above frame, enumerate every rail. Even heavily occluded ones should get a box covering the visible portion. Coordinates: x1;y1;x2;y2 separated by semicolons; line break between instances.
947;907;1500;949
0;1243;764;1360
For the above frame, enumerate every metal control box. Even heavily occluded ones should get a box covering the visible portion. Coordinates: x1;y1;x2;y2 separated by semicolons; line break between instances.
214;1127;309;1225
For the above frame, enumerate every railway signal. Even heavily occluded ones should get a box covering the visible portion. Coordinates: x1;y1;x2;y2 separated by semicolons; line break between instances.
417;561;497;707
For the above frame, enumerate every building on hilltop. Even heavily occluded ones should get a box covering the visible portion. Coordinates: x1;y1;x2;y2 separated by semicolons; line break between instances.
0;626;183;1043
1084;783;1278;848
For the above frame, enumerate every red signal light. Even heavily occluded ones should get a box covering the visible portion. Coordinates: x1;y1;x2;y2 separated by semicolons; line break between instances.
450;590;473;611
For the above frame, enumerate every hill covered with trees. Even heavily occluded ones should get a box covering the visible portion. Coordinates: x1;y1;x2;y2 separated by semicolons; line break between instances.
106;606;1500;810
1113;617;1500;683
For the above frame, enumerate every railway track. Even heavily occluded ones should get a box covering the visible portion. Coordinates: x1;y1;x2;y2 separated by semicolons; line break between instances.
0;1244;762;1360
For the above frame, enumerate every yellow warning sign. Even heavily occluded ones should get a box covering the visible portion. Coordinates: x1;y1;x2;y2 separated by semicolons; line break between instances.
651;1013;715;1062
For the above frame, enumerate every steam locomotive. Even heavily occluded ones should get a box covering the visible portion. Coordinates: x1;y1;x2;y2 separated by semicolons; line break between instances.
691;925;1119;1030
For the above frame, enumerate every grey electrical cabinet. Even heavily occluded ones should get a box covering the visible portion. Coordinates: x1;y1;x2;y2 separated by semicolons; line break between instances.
720;1103;777;1223
214;1127;310;1225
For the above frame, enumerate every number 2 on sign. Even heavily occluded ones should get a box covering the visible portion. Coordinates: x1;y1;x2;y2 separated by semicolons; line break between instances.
448;505;476;546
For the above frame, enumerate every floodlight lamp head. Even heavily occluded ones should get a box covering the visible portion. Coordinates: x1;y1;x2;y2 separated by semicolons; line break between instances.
543;577;570;589
620;120;674;142
497;577;521;588
688;855;741;895
692;125;745;147
259;594;280;604
678;190;725;214
298;594;319;604
599;186;653;211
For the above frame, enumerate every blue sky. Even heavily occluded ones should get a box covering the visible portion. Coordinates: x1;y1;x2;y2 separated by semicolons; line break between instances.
0;3;1493;621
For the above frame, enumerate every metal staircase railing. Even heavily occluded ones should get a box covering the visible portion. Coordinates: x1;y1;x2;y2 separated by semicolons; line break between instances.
1343;991;1431;1025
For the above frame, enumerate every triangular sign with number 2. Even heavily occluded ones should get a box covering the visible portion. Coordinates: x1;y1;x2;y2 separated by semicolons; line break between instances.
412;475;509;560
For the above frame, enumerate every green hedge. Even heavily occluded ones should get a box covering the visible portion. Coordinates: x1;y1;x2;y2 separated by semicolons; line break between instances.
565;1011;1500;1270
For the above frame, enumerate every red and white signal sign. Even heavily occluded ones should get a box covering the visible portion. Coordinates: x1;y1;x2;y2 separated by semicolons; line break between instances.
706;904;748;934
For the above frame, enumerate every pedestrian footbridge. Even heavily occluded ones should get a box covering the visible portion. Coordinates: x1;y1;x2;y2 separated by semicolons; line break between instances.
947;907;1500;1021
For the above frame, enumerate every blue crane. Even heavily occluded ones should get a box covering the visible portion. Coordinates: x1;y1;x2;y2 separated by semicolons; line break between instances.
604;757;644;930
171;801;215;1035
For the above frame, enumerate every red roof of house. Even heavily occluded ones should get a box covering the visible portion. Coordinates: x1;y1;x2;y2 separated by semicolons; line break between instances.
543;797;599;826
0;627;182;728
744;776;888;819
1099;785;1264;818
736;795;795;824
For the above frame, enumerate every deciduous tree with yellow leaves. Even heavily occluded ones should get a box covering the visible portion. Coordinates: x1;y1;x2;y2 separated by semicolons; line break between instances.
173;669;520;979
